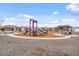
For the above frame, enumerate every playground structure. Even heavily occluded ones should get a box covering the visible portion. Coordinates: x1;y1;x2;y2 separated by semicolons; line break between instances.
29;19;48;36
0;18;73;38
14;19;73;38
29;19;38;36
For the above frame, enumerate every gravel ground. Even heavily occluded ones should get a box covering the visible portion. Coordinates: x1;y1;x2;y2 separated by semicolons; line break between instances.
0;31;79;56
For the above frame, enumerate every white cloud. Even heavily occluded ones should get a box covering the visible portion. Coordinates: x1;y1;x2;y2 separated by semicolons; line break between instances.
66;4;79;11
38;24;52;27
50;20;59;23
2;17;17;25
19;14;35;19
53;11;59;15
2;14;79;27
3;14;35;26
18;14;36;22
62;18;77;22
60;18;79;27
5;17;15;21
38;23;60;27
43;24;50;27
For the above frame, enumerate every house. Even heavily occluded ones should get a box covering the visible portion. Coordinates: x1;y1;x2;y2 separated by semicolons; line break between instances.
0;25;27;32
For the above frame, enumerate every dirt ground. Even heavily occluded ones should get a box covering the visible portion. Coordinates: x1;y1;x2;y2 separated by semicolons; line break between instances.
15;34;64;38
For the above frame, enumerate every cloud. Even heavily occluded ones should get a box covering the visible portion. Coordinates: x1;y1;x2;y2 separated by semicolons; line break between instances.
53;11;59;15
2;13;79;27
62;18;76;22
38;24;52;27
2;17;17;25
18;14;36;22
36;14;79;27
66;3;79;11
50;20;59;23
19;14;35;19
2;14;35;26
5;17;15;21
60;18;79;26
38;23;61;27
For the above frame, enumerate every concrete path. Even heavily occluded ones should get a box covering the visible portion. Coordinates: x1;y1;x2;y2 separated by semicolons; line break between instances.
0;31;79;56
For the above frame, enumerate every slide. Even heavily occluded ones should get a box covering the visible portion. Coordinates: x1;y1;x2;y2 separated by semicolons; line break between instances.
38;28;48;35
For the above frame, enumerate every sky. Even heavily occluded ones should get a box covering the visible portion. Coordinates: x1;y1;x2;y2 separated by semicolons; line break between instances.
0;3;79;27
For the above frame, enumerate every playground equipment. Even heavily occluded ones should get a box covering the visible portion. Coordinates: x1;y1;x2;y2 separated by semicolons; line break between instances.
29;19;38;36
38;28;48;35
15;19;65;38
29;19;48;36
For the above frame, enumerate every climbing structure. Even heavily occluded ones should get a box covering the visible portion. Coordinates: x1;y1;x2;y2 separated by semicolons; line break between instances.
29;19;38;36
38;28;48;35
15;19;66;38
29;19;48;36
